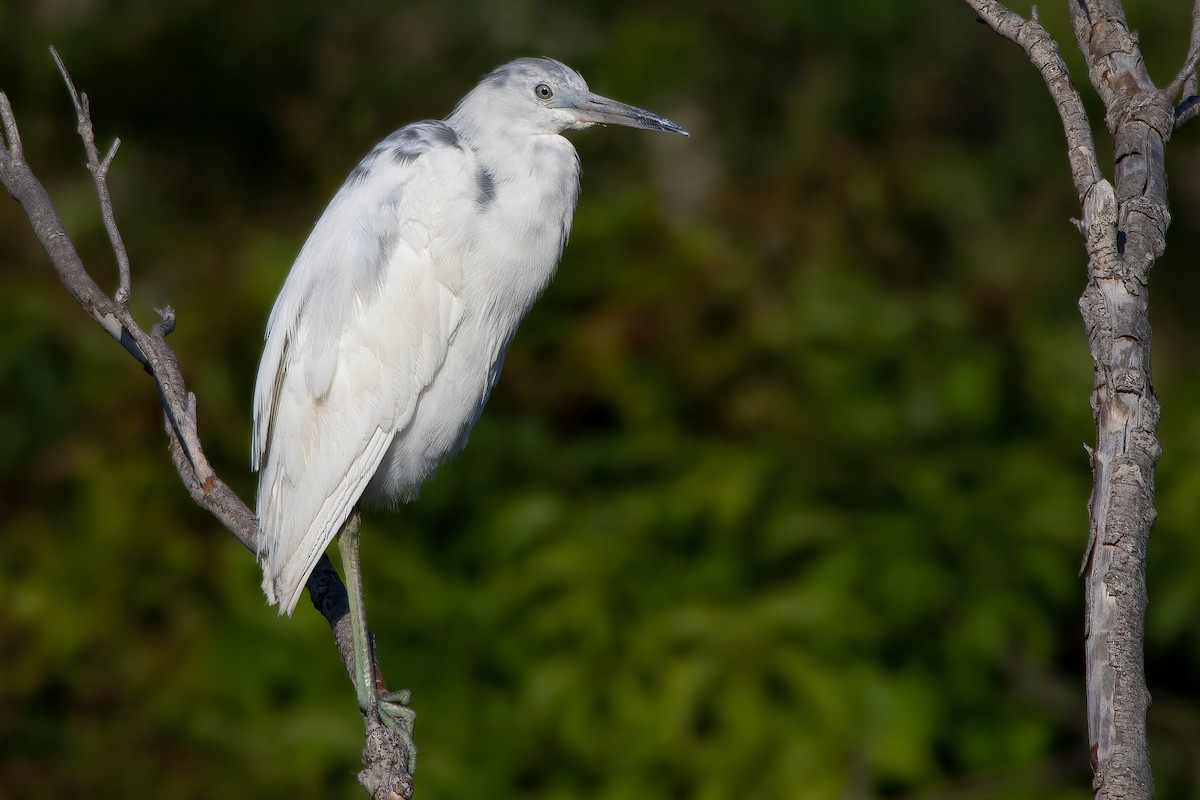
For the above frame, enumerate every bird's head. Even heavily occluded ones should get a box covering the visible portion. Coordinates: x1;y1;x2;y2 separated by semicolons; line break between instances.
449;57;688;140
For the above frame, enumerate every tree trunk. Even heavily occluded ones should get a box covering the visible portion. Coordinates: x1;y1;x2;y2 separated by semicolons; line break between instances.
965;0;1200;795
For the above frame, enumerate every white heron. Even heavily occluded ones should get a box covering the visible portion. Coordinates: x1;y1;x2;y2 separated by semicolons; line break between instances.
251;57;686;765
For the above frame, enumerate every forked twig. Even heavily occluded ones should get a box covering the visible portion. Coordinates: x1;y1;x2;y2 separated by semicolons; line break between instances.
50;46;132;307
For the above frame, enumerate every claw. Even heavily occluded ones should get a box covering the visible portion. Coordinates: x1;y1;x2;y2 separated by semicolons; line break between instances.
377;690;417;771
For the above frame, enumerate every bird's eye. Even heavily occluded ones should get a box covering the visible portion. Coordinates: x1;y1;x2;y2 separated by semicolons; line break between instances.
534;83;554;100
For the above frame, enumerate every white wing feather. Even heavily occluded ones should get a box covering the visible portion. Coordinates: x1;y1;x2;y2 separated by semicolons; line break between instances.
253;129;476;615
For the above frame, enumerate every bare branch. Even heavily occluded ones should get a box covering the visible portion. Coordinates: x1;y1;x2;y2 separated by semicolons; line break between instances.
1175;94;1200;129
1;52;413;798
1166;45;1200;105
1173;0;1200;129
51;46;132;307
152;304;177;339
1190;0;1200;96
0;92;22;162
100;136;121;174
0;88;131;351
966;0;1102;203
1165;0;1200;103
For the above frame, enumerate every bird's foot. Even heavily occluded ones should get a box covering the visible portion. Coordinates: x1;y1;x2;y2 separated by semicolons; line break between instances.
375;689;417;772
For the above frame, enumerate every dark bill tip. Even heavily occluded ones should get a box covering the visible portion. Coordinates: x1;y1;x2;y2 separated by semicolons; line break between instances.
569;93;689;136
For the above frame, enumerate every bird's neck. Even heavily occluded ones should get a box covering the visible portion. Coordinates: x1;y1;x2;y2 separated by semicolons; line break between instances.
455;130;581;339
464;130;581;244
467;128;579;183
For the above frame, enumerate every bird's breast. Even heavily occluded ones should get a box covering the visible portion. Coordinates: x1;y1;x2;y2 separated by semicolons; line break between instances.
465;136;581;335
364;136;581;503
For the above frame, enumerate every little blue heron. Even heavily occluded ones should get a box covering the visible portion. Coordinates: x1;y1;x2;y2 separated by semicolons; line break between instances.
252;57;686;766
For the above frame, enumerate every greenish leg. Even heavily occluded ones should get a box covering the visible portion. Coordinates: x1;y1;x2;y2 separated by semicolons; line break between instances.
337;511;417;770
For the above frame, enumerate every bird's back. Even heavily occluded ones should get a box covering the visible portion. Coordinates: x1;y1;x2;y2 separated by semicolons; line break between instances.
254;121;477;613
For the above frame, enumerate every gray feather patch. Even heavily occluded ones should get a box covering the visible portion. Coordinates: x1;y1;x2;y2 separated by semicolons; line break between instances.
475;167;497;209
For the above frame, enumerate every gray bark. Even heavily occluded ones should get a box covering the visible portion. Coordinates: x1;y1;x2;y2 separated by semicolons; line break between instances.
964;1;1200;797
0;50;412;799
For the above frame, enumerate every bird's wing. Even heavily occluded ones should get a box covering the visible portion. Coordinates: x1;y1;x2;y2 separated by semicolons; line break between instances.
253;122;476;615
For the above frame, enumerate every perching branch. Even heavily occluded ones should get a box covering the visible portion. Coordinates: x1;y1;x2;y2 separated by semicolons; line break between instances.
0;49;412;800
965;1;1194;798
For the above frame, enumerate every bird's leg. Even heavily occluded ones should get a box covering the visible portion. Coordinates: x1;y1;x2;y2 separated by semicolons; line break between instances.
337;511;417;770
338;511;373;711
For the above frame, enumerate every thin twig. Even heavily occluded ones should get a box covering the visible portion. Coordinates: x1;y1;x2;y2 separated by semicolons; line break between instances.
100;137;121;174
152;304;177;339
51;46;132;307
1164;1;1200;104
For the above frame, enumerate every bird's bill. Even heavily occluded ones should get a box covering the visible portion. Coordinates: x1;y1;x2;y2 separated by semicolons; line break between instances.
567;93;688;136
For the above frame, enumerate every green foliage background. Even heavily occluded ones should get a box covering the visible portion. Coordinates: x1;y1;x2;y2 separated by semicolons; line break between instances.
3;1;1200;797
